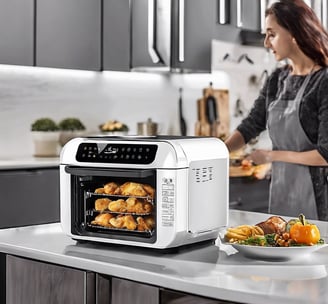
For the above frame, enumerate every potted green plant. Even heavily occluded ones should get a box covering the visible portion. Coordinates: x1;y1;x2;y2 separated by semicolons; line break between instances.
31;118;60;157
58;117;86;146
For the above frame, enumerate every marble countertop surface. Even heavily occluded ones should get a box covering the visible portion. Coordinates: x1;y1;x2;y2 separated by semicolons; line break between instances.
0;210;328;304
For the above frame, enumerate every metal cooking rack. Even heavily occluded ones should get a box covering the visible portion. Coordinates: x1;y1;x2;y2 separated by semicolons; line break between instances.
86;223;154;235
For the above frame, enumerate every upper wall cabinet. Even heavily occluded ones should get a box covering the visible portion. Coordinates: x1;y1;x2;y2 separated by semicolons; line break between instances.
103;0;130;71
213;0;267;46
171;0;216;72
0;0;34;66
311;0;328;30
232;0;262;32
131;0;216;72
35;0;101;71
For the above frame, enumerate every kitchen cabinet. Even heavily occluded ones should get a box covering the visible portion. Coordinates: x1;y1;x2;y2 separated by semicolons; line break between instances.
131;0;216;72
161;290;236;303
0;168;60;228
35;0;101;71
0;0;34;66
170;0;215;72
229;177;270;213
232;0;263;32
97;275;236;304
213;0;264;45
110;277;159;304
103;0;130;71
6;255;95;304
3;255;238;304
0;254;5;304
312;0;328;30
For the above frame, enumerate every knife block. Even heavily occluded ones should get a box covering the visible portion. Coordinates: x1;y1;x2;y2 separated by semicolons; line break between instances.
195;86;230;140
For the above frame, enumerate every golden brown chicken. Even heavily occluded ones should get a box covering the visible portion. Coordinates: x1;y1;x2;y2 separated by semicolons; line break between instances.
114;182;155;198
142;184;155;199
109;215;137;230
143;202;153;213
94;187;106;194
144;216;155;229
137;216;155;231
126;197;153;214
123;215;138;230
108;199;127;212
104;182;120;194
109;215;125;228
256;216;287;234
91;213;114;227
114;182;147;196
95;198;111;211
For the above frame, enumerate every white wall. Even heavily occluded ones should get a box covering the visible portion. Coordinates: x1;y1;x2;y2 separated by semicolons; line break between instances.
0;65;229;158
0;40;277;158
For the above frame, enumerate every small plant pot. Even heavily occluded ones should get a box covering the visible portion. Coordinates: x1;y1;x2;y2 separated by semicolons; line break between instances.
32;131;60;157
59;131;86;146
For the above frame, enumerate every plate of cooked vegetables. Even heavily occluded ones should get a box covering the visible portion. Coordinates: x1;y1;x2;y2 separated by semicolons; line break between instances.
221;214;328;260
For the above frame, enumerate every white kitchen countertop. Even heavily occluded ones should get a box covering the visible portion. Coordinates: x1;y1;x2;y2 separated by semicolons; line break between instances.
0;209;328;304
0;156;59;169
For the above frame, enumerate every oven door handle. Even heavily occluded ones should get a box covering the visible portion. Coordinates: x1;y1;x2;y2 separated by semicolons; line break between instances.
65;166;154;178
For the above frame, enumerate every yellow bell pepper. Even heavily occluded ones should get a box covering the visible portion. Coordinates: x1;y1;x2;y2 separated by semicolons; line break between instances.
289;214;321;245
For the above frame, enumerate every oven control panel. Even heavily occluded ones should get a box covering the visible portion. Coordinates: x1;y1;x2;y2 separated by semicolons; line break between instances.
76;143;158;164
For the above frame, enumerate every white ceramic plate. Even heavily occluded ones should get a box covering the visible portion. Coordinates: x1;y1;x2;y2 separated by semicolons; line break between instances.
226;242;328;260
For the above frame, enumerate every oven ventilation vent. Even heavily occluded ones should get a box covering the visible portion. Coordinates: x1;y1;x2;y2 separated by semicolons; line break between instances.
192;166;213;183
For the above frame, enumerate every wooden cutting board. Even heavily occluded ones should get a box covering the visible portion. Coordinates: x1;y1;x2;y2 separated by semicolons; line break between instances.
229;166;255;177
195;85;230;140
230;163;272;179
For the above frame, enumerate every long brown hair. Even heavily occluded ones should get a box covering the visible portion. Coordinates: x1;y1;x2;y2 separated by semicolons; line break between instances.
266;0;328;66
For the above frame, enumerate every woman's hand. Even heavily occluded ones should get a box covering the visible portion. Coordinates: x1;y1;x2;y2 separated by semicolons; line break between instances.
246;149;328;166
246;149;272;165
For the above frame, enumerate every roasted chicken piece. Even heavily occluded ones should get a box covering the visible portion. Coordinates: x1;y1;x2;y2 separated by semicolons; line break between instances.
256;216;287;234
142;184;155;199
95;198;111;211
104;182;120;194
114;182;155;198
91;213;114;227
108;199;127;212
137;216;155;231
94;187;106;194
114;182;147;197
109;215;137;230
126;197;153;214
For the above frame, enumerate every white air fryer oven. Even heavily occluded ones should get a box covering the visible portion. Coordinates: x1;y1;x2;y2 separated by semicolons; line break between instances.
60;136;229;249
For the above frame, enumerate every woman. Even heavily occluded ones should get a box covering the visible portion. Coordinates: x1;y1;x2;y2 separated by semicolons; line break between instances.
225;0;328;220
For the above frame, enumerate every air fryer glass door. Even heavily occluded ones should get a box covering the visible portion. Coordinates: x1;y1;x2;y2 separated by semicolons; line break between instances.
66;166;157;244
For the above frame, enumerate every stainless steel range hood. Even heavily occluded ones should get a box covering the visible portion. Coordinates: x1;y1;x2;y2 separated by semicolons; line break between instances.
130;0;214;73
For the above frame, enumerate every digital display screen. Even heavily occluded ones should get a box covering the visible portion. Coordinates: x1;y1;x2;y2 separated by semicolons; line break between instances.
76;143;158;164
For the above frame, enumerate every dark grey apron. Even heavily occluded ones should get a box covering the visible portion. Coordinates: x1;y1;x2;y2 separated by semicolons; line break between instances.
267;71;318;219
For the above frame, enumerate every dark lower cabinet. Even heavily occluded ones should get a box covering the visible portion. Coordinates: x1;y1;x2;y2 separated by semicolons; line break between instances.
0;168;60;229
97;275;236;304
4;256;238;304
161;289;237;303
6;255;95;304
0;254;5;304
111;277;159;304
96;276;159;304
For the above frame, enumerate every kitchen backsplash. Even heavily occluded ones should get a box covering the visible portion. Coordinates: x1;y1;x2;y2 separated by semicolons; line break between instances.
0;40;275;158
212;40;277;151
